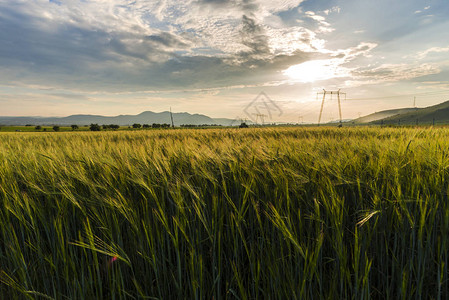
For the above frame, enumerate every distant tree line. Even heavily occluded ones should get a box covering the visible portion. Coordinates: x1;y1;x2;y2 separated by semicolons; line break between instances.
102;124;120;130
150;123;171;128
89;124;101;131
130;123;172;129
180;124;220;128
28;123;175;132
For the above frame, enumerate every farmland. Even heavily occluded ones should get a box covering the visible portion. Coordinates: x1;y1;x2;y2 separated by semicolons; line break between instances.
1;127;449;299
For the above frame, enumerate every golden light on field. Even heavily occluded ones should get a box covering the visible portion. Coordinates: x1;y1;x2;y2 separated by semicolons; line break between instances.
283;59;349;83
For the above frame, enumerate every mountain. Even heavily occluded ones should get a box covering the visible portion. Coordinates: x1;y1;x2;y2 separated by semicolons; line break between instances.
369;100;449;125
351;100;449;125
353;108;419;123
0;111;241;126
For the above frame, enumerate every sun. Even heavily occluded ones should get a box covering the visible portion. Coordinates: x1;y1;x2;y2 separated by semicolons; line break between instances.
283;59;348;83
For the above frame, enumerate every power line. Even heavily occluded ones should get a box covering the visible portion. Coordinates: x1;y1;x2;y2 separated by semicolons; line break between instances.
280;89;449;124
317;89;346;126
346;90;449;101
253;113;268;125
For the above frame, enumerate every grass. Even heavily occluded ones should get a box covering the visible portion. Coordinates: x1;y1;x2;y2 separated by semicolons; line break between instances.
0;127;449;299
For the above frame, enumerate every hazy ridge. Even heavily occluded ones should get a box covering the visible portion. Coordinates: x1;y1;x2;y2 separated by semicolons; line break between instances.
0;111;241;126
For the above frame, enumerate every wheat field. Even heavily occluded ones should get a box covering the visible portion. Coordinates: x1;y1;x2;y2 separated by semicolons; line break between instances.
1;127;448;299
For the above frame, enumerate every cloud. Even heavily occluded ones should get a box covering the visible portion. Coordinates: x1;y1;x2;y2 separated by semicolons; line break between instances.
416;81;449;91
305;11;330;26
0;0;329;92
349;63;441;86
240;15;270;55
0;0;389;99
416;46;449;59
197;0;259;14
304;11;334;33
323;6;341;15
282;41;379;84
327;43;378;61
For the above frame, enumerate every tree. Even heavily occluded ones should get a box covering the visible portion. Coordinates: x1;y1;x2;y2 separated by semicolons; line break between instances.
142;124;150;128
35;125;42;130
53;125;60;132
89;124;101;131
71;125;79;131
239;122;249;128
132;123;142;129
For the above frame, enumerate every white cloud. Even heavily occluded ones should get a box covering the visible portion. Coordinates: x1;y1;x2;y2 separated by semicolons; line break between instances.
304;11;334;33
330;43;378;60
282;41;379;84
417;46;449;59
322;6;341;15
266;26;326;54
305;11;330;26
415;6;430;14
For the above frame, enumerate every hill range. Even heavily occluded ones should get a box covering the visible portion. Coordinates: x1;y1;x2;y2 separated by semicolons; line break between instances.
0;111;245;126
354;99;449;125
1;100;449;126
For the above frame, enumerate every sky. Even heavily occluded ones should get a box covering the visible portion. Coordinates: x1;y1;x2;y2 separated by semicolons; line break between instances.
1;0;449;123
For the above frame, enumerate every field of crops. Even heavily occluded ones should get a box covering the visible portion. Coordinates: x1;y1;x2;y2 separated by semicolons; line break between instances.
1;127;449;299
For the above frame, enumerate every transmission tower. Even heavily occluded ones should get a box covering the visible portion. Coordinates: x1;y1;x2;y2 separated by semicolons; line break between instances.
317;89;346;125
253;113;268;125
169;107;175;128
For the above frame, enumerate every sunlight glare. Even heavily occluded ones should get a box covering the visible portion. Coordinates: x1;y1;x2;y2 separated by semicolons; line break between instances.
283;59;348;83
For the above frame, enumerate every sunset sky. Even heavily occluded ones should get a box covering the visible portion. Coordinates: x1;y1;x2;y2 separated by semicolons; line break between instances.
1;0;448;123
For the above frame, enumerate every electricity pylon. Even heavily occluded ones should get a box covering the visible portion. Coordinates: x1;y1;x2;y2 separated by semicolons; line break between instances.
253;113;268;125
317;89;346;125
170;107;175;128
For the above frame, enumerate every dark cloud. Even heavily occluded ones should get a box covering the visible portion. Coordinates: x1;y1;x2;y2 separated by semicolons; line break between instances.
240;15;270;54
0;6;116;69
108;38;154;61
0;1;315;93
234;14;271;66
0;2;194;69
146;32;189;48
200;0;229;4
197;0;259;14
127;50;313;91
